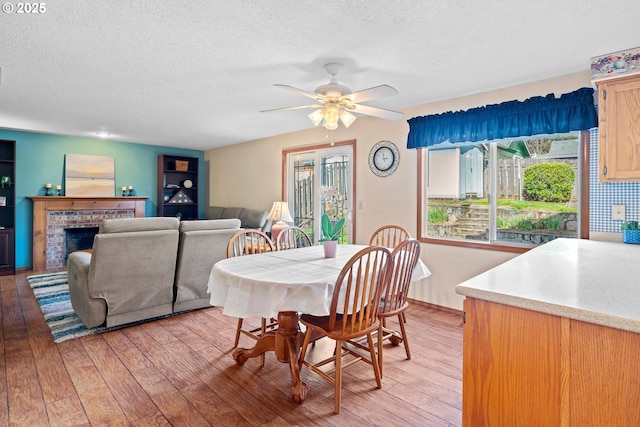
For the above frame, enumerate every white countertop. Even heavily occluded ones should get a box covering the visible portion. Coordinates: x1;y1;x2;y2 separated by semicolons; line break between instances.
455;238;640;334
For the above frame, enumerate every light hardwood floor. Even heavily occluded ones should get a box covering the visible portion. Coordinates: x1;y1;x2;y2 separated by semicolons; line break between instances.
1;271;463;426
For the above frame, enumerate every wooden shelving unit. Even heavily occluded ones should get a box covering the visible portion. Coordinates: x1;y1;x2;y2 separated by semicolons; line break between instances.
157;154;199;220
0;140;15;275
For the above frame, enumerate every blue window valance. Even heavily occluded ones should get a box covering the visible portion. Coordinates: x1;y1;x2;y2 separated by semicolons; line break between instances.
407;87;597;149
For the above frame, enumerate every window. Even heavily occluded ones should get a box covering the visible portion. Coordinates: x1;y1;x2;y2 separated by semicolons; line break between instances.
409;88;596;252
419;132;589;252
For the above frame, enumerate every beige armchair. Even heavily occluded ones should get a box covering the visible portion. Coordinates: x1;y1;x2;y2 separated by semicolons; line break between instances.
68;217;180;328
173;218;241;312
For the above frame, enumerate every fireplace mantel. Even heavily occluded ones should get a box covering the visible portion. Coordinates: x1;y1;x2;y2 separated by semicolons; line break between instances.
29;196;147;270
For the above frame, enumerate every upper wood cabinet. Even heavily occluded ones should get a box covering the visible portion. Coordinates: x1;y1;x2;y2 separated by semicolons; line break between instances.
597;73;640;182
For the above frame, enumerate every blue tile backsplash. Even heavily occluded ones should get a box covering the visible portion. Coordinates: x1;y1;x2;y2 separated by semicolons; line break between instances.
589;127;640;232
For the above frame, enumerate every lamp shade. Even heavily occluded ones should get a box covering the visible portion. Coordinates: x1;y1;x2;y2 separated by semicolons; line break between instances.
339;109;356;128
324;105;339;130
267;201;293;223
267;201;293;240
308;109;325;127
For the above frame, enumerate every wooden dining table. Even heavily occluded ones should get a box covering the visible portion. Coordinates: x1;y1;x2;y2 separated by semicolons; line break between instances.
206;243;431;403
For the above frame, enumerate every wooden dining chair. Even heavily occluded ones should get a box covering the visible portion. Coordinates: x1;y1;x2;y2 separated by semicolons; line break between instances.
377;238;421;377
275;226;313;250
227;229;274;258
226;229;276;364
298;245;393;414
369;225;411;248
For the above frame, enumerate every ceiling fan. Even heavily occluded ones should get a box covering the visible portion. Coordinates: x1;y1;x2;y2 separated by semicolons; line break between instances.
261;63;404;130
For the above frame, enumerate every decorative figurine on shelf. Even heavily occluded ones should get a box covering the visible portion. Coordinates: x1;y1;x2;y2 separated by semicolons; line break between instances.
0;176;12;188
121;186;127;197
55;184;62;196
128;185;137;196
44;183;53;196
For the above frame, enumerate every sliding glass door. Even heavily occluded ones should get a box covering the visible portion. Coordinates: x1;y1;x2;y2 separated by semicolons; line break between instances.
285;142;354;244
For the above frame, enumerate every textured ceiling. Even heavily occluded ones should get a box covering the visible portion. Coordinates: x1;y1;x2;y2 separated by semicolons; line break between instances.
0;0;638;150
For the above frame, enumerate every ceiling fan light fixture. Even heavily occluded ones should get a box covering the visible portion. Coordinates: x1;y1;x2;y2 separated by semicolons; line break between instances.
308;109;325;127
324;105;339;130
339;109;356;128
325;121;338;131
267;62;402;130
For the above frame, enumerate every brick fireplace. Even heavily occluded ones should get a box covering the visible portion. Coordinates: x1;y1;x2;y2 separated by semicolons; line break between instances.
29;197;147;270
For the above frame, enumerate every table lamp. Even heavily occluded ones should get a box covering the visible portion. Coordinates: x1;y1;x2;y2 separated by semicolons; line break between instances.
267;201;293;240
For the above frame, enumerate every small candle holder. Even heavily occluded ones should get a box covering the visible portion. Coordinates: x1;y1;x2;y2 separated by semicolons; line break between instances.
55;185;62;196
121;186;127;197
128;185;137;197
44;183;53;196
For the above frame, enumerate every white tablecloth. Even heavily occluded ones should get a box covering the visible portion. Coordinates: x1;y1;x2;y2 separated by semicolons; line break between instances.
207;244;431;319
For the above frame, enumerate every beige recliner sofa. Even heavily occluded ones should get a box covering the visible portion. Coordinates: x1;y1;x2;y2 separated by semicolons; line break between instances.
68;217;181;328
173;218;241;312
67;216;242;329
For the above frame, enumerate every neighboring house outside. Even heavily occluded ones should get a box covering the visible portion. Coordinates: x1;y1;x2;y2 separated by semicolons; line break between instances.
427;140;531;200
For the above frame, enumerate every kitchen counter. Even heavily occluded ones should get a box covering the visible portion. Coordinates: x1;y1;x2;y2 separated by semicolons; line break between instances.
457;238;640;427
456;237;640;334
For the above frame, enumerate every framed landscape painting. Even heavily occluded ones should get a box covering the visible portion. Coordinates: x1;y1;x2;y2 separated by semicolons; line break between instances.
65;154;115;196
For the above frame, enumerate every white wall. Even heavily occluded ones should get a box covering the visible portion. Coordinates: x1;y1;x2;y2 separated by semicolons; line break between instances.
205;70;592;311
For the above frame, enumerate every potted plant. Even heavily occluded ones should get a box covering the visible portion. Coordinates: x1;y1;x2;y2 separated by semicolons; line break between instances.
320;213;345;258
621;220;640;244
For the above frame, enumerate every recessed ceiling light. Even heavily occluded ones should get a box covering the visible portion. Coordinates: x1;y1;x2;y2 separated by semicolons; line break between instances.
94;131;112;138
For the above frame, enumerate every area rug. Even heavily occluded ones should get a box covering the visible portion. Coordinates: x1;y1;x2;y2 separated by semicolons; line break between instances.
27;272;110;343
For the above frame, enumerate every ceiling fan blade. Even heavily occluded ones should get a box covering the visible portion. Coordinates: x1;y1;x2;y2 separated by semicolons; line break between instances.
260;104;324;113
350;103;404;121
274;84;326;101
346;84;398;104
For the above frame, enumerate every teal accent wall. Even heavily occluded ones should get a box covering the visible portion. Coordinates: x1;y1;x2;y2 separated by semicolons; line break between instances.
0;129;204;269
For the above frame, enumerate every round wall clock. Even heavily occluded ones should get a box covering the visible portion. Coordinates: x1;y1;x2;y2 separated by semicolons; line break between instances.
368;140;400;177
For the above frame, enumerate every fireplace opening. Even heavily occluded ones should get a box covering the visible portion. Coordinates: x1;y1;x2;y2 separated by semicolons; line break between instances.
64;227;99;264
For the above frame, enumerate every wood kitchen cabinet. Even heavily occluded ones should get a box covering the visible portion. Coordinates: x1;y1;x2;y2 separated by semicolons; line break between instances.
462;298;564;427
597;73;640;182
463;297;640;427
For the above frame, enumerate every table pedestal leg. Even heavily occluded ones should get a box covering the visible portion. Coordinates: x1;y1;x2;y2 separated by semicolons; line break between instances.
231;311;307;403
275;311;308;403
232;333;275;365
